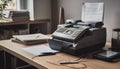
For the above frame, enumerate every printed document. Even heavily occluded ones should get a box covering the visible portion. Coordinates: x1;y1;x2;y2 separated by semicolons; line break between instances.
81;2;104;22
23;45;58;56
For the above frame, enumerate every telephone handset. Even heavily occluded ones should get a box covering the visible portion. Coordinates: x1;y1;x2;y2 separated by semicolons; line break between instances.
52;26;89;42
66;19;82;24
65;19;103;28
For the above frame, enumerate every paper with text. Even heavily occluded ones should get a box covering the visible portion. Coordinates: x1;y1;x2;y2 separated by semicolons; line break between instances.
81;3;104;22
23;45;58;56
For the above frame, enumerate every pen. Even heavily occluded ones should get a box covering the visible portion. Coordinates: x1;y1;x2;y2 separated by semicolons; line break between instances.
59;60;79;64
40;52;56;56
32;52;56;59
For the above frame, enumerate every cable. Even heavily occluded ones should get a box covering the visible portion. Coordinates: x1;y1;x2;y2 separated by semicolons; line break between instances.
47;61;87;69
46;58;87;69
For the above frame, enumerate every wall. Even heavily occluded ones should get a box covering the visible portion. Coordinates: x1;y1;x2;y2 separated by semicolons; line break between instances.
52;0;120;41
27;0;51;33
51;0;59;32
34;0;51;20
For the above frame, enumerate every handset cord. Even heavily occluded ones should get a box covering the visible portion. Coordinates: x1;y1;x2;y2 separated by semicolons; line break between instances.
46;57;87;69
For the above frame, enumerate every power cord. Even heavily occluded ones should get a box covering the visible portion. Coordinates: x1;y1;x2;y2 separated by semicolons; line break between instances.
46;58;87;69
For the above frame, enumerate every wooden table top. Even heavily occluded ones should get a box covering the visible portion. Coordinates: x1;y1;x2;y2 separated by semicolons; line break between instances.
0;40;119;69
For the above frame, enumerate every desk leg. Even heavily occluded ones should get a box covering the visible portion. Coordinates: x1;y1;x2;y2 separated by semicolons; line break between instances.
11;56;17;69
28;23;30;34
3;51;6;69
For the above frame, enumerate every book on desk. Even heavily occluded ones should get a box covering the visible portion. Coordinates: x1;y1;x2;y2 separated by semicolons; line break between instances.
11;33;50;45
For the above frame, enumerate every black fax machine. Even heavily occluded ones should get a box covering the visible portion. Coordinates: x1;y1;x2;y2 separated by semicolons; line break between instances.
48;22;106;55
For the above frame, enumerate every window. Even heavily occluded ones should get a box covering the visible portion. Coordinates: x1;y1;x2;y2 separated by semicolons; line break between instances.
5;0;27;10
6;0;17;10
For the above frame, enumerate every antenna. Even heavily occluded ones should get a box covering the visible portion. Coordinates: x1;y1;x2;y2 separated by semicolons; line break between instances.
58;7;65;24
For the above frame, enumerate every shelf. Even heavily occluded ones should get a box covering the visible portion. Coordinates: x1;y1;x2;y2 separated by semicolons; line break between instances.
0;19;50;26
0;19;51;40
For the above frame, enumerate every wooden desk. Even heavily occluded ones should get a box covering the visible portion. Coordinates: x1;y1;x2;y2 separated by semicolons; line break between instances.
0;40;120;69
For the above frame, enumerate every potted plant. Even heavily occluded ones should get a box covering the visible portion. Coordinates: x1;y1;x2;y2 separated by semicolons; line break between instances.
0;0;11;20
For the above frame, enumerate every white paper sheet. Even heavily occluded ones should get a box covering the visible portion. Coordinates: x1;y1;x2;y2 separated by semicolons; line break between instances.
23;45;58;56
81;3;104;22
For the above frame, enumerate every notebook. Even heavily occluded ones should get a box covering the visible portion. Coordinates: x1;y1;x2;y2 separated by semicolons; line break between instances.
12;33;50;45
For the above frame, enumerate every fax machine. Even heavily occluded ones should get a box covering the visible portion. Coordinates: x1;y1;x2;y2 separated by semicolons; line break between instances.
48;22;106;55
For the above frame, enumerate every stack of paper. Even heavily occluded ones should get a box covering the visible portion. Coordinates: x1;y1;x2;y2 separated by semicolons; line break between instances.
12;33;50;45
